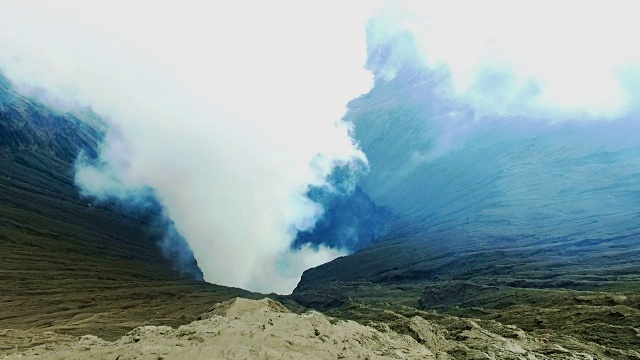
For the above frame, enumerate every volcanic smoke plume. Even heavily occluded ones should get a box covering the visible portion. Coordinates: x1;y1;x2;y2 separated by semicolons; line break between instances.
0;1;373;293
4;1;640;294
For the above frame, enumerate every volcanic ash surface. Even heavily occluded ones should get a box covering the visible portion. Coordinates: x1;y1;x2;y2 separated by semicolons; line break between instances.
6;297;434;359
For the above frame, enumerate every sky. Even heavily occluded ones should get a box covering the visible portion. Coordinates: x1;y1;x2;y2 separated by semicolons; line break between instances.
1;1;640;293
371;0;640;120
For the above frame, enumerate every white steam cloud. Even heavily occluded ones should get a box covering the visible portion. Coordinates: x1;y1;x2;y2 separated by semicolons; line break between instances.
4;1;639;293
0;1;373;293
371;0;640;120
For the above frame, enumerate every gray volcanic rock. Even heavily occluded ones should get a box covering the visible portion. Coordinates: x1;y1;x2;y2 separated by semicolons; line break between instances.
7;298;638;359
4;298;435;360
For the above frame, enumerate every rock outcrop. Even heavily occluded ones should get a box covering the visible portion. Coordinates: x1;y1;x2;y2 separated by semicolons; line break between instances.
8;297;638;359
4;298;435;359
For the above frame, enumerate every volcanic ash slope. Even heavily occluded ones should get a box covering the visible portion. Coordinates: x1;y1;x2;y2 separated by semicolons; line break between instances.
6;298;434;359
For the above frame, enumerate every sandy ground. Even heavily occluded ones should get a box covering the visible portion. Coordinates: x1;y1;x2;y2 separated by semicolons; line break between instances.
3;298;434;359
4;297;639;360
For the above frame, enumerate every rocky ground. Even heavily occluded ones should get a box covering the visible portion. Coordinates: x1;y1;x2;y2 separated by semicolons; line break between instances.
5;297;639;359
288;280;640;359
288;233;640;359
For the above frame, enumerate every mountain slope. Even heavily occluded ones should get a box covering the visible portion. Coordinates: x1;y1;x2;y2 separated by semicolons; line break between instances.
0;75;260;355
289;63;640;357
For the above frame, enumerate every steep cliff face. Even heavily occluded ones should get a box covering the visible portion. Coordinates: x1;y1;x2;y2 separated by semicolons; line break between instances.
290;65;640;357
349;64;640;242
0;76;101;162
0;73;183;282
295;63;640;290
0;75;250;352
